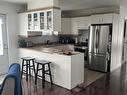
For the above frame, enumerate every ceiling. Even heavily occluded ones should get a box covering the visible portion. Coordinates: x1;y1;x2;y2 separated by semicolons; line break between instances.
1;0;127;10
60;0;127;10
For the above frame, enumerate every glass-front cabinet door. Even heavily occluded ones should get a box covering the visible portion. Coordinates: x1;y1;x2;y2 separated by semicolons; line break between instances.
47;11;52;30
28;14;32;30
40;12;45;30
27;10;53;31
33;13;38;30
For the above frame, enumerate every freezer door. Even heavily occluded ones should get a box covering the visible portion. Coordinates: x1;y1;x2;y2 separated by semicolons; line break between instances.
88;53;108;72
89;25;110;54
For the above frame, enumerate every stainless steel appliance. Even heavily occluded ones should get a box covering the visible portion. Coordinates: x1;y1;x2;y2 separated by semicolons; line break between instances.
88;24;112;72
122;20;127;63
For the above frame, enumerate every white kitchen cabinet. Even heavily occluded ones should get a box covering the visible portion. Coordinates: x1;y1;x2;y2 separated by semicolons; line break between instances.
61;16;90;35
52;9;61;32
19;8;61;36
76;17;90;29
61;18;71;34
71;18;78;34
19;13;28;37
91;13;113;24
27;9;61;32
71;16;90;35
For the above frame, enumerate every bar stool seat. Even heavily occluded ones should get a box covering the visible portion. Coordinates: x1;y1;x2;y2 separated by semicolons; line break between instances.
35;59;53;88
21;57;35;81
21;57;35;61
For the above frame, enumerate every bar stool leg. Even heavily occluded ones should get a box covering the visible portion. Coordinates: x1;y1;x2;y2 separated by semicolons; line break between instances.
35;63;39;85
32;60;36;77
26;61;28;81
29;60;31;76
42;65;45;88
21;59;24;79
48;63;53;84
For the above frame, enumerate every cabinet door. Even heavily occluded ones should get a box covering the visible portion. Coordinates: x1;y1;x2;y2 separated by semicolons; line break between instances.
101;14;113;24
47;11;52;30
91;15;101;24
28;14;32;30
71;18;78;34
33;13;39;30
61;18;71;34
39;12;45;30
76;17;90;29
19;13;28;36
91;14;113;24
76;17;84;28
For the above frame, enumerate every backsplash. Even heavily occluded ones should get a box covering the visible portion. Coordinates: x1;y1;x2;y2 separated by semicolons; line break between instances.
18;32;89;45
78;31;89;42
20;35;59;44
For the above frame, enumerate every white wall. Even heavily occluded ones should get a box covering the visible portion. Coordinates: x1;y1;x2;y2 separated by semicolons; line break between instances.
0;1;25;64
28;0;59;10
110;14;120;71
117;6;127;65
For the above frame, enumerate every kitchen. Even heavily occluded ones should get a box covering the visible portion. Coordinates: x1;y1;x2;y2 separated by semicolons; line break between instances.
0;0;126;94
0;1;118;94
18;1;119;90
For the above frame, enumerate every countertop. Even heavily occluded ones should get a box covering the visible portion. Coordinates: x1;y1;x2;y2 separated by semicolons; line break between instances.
19;44;81;56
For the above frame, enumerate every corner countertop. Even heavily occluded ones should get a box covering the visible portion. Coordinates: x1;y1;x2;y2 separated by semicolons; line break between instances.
19;44;81;56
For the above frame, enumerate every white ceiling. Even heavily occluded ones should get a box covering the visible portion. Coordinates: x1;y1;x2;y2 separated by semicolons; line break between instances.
1;0;127;10
60;0;127;10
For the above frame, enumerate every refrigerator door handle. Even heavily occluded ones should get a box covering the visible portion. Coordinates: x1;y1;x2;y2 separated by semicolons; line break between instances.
94;27;98;53
93;53;106;57
96;27;99;53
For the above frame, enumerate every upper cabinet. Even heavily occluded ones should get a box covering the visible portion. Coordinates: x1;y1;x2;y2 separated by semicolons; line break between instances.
61;13;118;35
19;8;61;37
71;17;90;34
61;16;90;35
19;13;28;36
61;18;71;34
75;17;90;29
27;10;53;31
91;13;113;24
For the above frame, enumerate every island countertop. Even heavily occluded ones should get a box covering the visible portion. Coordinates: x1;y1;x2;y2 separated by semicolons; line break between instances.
19;44;81;56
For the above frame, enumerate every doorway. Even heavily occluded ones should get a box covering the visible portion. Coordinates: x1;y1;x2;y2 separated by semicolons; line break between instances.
0;14;9;75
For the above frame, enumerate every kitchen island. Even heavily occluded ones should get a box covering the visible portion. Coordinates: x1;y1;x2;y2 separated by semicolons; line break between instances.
18;44;84;89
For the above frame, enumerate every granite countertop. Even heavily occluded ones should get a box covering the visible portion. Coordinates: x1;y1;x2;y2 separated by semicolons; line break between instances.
20;44;81;56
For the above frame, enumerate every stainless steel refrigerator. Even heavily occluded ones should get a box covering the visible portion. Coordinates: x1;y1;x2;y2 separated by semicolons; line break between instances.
122;20;127;63
88;24;112;72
